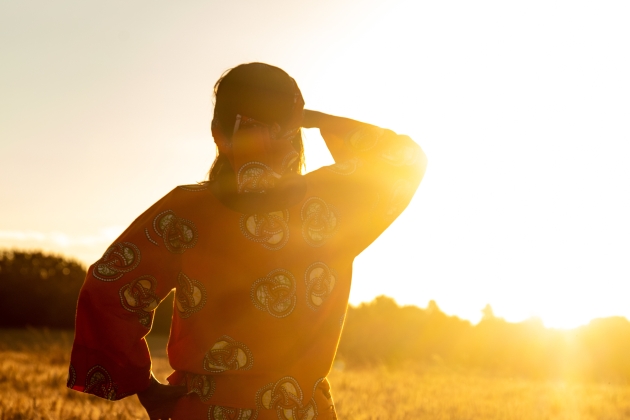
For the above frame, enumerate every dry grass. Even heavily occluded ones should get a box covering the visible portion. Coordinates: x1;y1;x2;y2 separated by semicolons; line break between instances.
1;329;630;420
0;328;156;419
329;365;630;419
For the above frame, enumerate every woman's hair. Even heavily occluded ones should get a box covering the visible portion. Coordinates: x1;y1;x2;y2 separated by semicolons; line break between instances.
208;63;305;181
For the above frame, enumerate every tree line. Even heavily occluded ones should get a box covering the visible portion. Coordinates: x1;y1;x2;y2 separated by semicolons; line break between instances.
337;296;630;382
0;250;173;331
2;250;629;382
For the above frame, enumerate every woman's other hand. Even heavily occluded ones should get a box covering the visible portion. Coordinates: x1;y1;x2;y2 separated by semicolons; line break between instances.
137;373;188;420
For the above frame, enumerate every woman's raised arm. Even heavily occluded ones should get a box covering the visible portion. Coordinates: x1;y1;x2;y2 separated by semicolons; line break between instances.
303;109;428;255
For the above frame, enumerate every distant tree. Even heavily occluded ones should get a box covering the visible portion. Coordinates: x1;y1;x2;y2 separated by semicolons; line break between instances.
0;249;175;332
481;304;495;320
337;295;472;366
426;299;441;315
336;294;630;382
0;250;86;328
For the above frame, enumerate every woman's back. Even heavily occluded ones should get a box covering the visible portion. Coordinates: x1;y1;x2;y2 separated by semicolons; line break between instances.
67;63;427;419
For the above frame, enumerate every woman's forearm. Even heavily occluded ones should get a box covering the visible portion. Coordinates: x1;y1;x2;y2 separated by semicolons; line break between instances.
302;110;369;137
302;109;383;164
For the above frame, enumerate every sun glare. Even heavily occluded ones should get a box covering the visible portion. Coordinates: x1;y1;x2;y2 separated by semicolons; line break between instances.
299;1;630;331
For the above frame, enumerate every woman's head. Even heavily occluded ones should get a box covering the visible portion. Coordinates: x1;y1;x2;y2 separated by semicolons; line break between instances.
209;63;305;181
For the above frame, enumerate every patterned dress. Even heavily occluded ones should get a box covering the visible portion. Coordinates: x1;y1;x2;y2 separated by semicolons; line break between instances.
67;124;427;419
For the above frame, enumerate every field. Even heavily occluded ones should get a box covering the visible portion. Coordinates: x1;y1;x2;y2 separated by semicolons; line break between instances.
1;329;630;420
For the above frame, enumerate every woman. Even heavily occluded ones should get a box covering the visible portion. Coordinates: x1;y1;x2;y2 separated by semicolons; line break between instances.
67;63;427;419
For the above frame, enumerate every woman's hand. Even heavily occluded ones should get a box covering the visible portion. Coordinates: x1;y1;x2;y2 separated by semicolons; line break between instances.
137;373;188;420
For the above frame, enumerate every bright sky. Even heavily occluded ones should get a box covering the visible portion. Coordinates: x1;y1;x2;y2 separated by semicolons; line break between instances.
1;0;628;329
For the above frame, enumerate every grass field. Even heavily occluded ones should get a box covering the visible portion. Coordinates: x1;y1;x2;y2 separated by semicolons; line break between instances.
1;329;630;420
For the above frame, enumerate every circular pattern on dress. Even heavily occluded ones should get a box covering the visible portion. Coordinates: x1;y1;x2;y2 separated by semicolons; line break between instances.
208;405;258;420
184;373;216;403
240;210;290;251
280;151;299;174
380;137;419;167
144;228;159;246
178;184;209;192
119;275;159;327
301;197;338;247
304;262;337;310
93;242;141;281
67;364;76;389
255;376;317;420
203;335;254;373
251;269;297;318
385;179;415;218
345;126;385;152
324;157;359;175
175;272;207;319
84;365;118;400
237;161;280;193
312;377;326;400
153;210;198;254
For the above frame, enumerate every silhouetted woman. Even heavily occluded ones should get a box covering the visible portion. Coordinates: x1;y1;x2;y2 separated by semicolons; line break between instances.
67;63;427;419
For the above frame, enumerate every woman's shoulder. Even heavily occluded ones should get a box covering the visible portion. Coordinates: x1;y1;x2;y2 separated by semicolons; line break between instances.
133;183;215;223
165;182;217;212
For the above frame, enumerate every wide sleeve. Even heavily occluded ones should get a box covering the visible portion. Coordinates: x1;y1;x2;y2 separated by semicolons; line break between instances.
67;190;182;400
310;122;427;256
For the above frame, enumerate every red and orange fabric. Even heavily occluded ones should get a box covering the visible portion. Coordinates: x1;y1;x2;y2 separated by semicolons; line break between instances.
67;117;427;419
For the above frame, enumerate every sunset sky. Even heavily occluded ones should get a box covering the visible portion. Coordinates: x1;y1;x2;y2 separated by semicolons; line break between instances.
1;0;628;329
